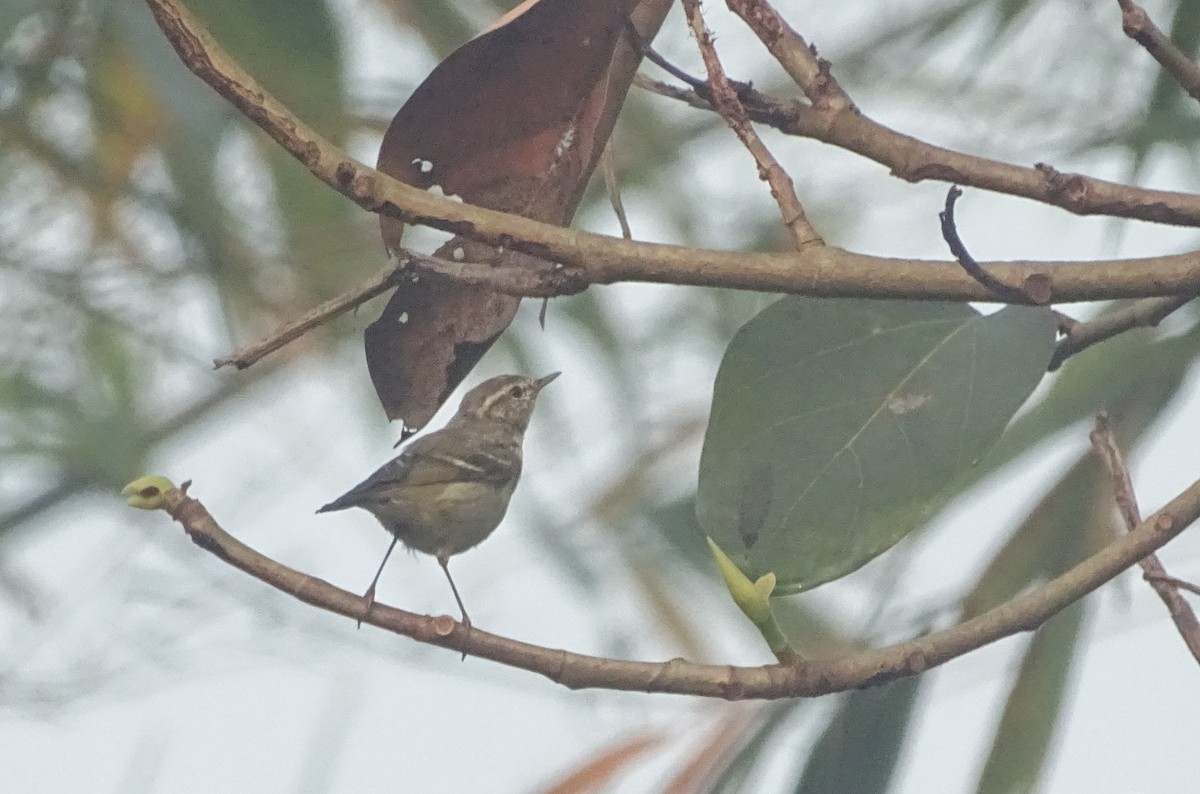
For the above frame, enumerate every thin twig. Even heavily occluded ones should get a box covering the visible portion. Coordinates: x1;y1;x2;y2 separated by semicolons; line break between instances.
601;145;633;240
629;41;764;110
214;249;585;370
146;472;1200;698
725;0;852;110
681;0;823;249
404;250;586;298
1145;573;1200;598
1048;295;1195;370
938;187;1035;303
1117;0;1200;103
214;262;403;369
1052;309;1081;336
625;18;708;91
1090;414;1200;665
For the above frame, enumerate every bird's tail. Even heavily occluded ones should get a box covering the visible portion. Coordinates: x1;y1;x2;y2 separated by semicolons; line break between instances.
316;494;354;514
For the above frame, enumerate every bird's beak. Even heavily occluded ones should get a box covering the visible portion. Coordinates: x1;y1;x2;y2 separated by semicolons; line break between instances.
535;371;561;391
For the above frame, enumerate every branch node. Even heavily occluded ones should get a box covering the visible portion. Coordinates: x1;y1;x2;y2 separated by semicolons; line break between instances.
1020;273;1055;305
1036;163;1090;208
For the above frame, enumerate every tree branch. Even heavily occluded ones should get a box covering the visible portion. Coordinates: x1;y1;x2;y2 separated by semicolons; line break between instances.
681;0;823;248
1090;415;1200;665
213;250;586;370
725;0;852;110
634;69;1200;228
213;263;403;370
1116;0;1200;103
151;475;1200;699
141;0;1200;319
1047;295;1194;371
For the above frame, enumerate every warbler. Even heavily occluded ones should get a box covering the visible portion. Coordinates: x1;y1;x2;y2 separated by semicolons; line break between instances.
318;372;559;625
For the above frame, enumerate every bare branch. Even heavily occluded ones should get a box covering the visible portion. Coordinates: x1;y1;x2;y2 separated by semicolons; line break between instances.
681;0;823;249
725;0;852;110
140;0;1200;311
1048;295;1194;371
627;22;708;91
1145;574;1200;598
1090;414;1200;665
1117;0;1200;103
634;71;1200;228
152;474;1200;699
214;250;586;370
214;263;402;370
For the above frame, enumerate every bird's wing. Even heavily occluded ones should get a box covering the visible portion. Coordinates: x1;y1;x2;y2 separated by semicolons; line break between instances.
398;429;521;487
317;429;521;513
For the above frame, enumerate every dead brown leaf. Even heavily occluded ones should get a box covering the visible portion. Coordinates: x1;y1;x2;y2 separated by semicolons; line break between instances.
367;0;644;430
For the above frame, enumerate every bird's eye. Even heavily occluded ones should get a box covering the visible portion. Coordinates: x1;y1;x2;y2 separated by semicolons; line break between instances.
509;385;526;398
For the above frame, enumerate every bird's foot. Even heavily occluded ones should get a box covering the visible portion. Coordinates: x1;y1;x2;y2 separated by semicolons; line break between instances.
357;584;378;629
458;613;472;661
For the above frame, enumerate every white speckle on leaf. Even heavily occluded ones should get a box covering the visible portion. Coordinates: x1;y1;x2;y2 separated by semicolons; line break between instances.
452;247;465;260
887;393;930;415
398;311;409;324
554;123;576;161
428;184;461;201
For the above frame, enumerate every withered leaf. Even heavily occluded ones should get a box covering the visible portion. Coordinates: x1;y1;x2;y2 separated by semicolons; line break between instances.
367;0;644;430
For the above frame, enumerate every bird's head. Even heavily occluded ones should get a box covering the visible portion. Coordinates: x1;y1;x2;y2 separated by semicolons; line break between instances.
454;372;559;431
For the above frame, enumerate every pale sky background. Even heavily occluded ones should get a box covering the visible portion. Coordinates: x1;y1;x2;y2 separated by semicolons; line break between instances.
3;0;1200;792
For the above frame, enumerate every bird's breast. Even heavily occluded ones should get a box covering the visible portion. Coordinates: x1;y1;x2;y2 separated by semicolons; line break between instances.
380;480;516;557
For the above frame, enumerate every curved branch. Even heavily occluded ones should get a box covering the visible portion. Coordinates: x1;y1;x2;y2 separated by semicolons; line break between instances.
155;475;1200;699
939;186;1032;302
144;0;1200;312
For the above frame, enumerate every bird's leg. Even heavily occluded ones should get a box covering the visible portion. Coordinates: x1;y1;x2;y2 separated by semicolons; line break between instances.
437;552;471;628
359;534;400;628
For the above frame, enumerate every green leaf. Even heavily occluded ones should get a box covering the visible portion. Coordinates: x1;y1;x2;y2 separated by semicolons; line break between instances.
697;298;1055;593
793;677;924;794
974;602;1088;794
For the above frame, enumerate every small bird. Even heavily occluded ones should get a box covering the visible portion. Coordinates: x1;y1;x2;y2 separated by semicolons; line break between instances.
318;372;559;626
